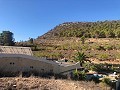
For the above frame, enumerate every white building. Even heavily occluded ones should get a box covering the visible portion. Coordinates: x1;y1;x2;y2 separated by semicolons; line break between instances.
0;46;80;75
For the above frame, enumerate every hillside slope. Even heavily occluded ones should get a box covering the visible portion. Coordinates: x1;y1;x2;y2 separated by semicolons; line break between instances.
38;20;120;39
17;20;120;64
34;37;120;64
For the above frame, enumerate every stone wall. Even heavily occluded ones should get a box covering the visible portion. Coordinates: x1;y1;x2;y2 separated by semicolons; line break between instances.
0;46;33;56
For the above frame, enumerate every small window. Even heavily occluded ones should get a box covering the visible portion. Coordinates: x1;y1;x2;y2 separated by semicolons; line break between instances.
30;66;33;69
65;59;68;62
10;62;15;65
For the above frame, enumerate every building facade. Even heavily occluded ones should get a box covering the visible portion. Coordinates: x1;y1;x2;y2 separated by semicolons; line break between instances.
0;46;80;75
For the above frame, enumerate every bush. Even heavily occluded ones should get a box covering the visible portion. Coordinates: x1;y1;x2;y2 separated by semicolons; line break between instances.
97;53;109;61
102;78;111;86
90;63;114;72
72;69;86;80
96;45;106;50
104;45;114;50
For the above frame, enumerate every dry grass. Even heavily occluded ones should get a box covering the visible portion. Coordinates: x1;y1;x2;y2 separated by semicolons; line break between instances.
0;76;110;90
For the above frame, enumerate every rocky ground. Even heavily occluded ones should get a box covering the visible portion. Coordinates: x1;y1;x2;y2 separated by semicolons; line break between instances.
0;77;110;90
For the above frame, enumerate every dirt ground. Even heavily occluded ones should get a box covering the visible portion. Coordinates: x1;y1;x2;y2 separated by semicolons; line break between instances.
0;77;110;90
90;58;120;64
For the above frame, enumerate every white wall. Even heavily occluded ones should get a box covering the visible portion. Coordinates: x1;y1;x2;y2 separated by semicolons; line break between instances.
0;54;81;75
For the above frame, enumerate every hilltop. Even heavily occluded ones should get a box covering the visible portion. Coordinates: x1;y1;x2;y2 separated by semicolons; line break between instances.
38;20;120;39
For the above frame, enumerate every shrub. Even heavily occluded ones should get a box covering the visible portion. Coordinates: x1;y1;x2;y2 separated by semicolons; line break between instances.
72;69;86;80
104;45;113;50
97;53;109;61
79;71;86;80
96;45;106;50
102;78;111;86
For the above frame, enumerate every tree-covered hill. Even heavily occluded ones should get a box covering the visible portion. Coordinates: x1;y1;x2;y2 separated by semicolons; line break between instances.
38;20;120;39
31;20;120;63
15;20;120;63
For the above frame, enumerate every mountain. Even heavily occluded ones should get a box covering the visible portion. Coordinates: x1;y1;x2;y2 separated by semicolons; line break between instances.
25;20;120;64
38;20;120;39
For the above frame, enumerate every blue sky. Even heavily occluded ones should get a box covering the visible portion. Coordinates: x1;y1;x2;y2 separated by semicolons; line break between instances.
0;0;120;41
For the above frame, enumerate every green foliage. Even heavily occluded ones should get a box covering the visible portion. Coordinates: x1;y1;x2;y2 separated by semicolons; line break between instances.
105;30;115;38
97;53;109;61
98;31;106;38
90;63;115;72
116;29;120;38
73;69;79;80
29;38;34;44
31;45;38;51
115;53;120;59
83;62;91;70
79;71;86;80
43;20;120;39
81;35;85;44
96;45;106;50
102;78;111;86
73;69;86;80
0;31;15;46
33;51;63;59
104;45;114;50
74;51;87;67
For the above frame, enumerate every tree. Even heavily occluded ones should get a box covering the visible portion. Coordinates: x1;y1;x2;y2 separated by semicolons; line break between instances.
81;35;85;44
0;31;15;46
0;33;3;45
74;51;87;67
116;30;120;38
94;30;100;38
105;30;115;38
29;38;34;44
99;31;106;38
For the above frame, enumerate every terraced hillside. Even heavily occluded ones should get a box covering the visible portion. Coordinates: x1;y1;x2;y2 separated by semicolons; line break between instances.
18;20;120;64
33;37;120;64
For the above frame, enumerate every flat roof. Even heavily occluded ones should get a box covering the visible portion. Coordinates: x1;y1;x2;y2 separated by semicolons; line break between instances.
0;46;33;56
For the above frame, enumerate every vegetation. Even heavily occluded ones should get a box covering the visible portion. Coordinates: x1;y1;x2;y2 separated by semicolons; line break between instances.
40;20;120;39
81;35;86;44
0;77;108;90
0;31;15;46
102;78;111;86
90;63;118;73
74;51;87;67
1;21;118;64
73;69;86;80
0;21;120;89
1;21;120;63
30;20;120;63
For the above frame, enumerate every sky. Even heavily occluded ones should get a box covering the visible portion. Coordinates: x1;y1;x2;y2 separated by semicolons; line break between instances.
0;0;120;41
